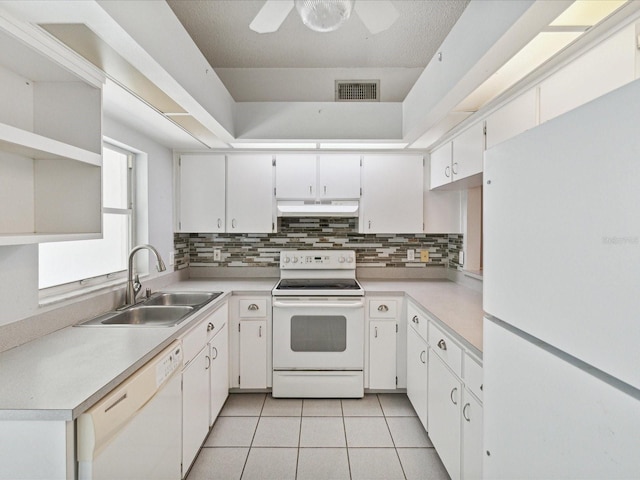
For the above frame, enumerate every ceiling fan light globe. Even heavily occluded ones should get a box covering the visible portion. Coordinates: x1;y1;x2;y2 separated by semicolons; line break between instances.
294;0;355;33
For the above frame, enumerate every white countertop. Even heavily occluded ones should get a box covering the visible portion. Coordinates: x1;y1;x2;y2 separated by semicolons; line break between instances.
0;277;481;421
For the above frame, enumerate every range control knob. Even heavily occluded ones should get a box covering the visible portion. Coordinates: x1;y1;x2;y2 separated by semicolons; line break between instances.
338;256;346;263
347;256;354;263
292;257;299;263
283;256;291;263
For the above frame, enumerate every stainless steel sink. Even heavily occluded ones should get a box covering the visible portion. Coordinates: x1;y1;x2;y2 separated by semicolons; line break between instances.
75;290;223;328
79;305;195;327
143;291;222;307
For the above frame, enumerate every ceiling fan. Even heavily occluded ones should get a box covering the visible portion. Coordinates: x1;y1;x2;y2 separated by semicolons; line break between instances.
250;0;399;34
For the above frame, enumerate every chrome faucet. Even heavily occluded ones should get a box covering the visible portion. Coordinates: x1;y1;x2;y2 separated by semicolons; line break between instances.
125;244;167;305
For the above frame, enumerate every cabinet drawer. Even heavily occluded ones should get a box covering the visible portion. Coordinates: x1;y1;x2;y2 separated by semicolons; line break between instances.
429;322;462;377
464;352;483;401
407;301;428;341
239;298;268;318
182;304;228;365
369;299;397;318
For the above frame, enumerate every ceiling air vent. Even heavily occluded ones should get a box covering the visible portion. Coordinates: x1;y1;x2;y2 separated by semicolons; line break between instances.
335;80;380;102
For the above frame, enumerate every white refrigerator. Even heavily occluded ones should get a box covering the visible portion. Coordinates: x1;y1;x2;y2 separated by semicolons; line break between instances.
483;78;640;478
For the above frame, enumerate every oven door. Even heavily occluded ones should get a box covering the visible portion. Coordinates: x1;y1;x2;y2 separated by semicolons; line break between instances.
272;297;364;370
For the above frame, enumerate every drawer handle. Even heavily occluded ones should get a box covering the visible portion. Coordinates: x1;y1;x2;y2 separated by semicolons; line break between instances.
463;403;471;422
248;303;259;311
105;393;127;413
419;350;426;364
211;346;218;360
377;304;389;312
412;315;419;324
450;387;458;405
207;322;214;332
437;339;447;351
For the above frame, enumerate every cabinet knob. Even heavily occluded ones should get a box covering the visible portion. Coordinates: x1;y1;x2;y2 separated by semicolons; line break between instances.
437;339;447;351
463;403;471;422
207;322;214;332
378;304;389;312
248;303;259;311
450;387;458;405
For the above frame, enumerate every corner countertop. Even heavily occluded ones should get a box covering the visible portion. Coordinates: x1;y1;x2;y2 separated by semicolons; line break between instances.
360;279;483;356
0;277;483;422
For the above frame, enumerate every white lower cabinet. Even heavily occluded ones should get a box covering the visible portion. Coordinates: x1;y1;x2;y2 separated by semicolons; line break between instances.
209;322;229;425
180;302;229;477
428;351;462;480
181;346;210;476
462;389;483;480
406;324;428;430
239;320;267;389
368;320;397;390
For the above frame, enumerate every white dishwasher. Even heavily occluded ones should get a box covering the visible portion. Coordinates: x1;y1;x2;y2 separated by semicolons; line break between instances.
77;341;183;480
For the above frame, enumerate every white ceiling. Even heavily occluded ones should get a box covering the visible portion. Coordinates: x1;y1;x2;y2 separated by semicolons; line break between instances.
167;0;469;102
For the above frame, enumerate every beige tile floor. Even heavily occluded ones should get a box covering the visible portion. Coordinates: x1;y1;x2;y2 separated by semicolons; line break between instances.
186;393;450;480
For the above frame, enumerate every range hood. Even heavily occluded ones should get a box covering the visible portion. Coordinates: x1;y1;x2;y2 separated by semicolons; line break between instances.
276;201;359;218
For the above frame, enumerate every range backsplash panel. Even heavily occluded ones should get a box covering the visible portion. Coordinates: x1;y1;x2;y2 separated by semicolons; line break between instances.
174;217;463;270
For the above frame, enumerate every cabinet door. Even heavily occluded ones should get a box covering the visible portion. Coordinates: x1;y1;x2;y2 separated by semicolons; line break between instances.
179;154;225;232
318;154;361;199
182;346;210;473
275;154;317;199
452;122;484;182
462;390;483;480
406;325;428;430
369;320;396;390
428;351;462;480
430;142;453;189
239;320;267;389
209;323;229;425
362;155;423;233
227;154;274;233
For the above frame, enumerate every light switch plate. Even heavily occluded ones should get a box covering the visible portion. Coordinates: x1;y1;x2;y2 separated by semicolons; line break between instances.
420;250;429;262
407;249;415;261
168;251;175;266
213;249;221;261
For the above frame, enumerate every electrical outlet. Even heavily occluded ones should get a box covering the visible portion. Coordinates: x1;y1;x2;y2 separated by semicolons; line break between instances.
459;251;464;265
168;251;175;266
213;249;221;261
407;249;415;261
420;250;429;262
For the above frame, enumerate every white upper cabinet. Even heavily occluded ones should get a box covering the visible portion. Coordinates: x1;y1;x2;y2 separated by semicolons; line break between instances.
361;154;423;233
485;89;537;149
317;154;361;199
226;154;274;233
274;154;317;199
178;154;225;233
430;123;484;190
0;21;103;245
539;24;636;125
430;142;453;189
275;153;361;200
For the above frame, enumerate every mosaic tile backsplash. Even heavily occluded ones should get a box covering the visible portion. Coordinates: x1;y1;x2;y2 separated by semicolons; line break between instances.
174;217;463;270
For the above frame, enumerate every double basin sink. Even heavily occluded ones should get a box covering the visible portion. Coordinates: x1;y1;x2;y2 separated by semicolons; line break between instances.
77;292;222;328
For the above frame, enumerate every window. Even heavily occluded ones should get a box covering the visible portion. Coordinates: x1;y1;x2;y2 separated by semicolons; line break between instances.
39;143;134;291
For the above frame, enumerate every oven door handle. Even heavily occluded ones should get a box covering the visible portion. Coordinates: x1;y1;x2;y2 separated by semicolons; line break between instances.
273;300;364;309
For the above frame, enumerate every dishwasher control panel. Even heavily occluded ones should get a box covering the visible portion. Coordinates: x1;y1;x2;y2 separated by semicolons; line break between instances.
156;343;183;388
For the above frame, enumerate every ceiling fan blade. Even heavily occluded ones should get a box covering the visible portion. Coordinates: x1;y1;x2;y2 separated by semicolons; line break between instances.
354;0;399;34
249;0;294;33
